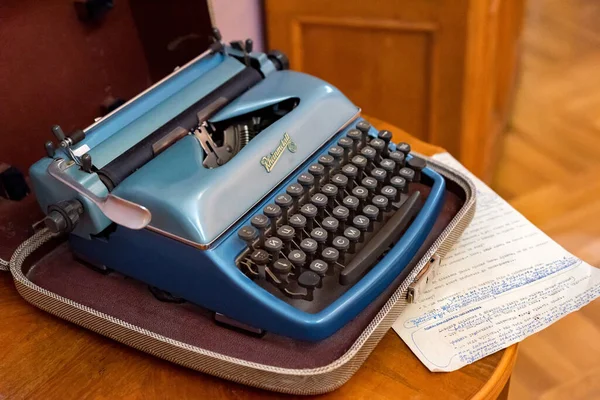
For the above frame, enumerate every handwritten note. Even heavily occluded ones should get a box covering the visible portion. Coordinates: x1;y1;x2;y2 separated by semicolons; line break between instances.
393;152;600;372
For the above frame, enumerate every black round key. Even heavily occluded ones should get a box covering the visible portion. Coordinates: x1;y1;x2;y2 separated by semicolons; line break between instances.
338;137;353;163
331;173;349;201
286;183;304;211
389;151;405;173
298;270;320;290
397;142;411;156
370;168;387;186
251;214;269;246
310;193;328;218
300;203;318;231
289;214;306;241
332;235;350;258
308;163;325;191
273;258;292;276
238;225;258;250
353;215;370;242
399;167;415;183
407;157;426;182
342;195;360;220
344;226;361;252
318;154;335;179
352;185;369;208
328;146;344;171
298;172;315;202
390;176;407;195
378;130;393;156
356;121;371;146
277;224;295;252
250;249;269;265
363;204;379;230
300;238;318;263
288;249;306;268
379;158;396;178
372;195;389;216
361;146;376;164
321;247;339;268
369;138;386;160
264;236;283;258
333;205;350;232
321;216;339;240
310;227;328;244
361;176;378;195
263;203;282;233
341;164;358;189
347;129;362;153
351;154;368;178
275;193;293;224
321;183;338;208
310;259;328;277
380;185;398;206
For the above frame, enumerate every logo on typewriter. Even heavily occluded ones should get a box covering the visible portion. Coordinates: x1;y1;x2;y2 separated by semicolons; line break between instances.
260;132;297;172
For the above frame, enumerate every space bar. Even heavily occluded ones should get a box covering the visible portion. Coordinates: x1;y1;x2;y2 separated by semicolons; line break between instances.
339;192;422;285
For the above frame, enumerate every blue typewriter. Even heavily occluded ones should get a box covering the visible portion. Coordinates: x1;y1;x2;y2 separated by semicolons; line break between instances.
29;32;445;341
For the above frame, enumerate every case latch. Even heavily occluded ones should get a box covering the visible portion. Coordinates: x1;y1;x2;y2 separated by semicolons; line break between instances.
407;254;441;303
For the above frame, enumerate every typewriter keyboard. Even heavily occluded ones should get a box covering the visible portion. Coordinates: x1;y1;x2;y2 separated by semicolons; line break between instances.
236;120;429;309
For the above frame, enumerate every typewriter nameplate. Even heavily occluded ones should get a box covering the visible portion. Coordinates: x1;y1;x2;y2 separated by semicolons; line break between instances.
260;132;297;172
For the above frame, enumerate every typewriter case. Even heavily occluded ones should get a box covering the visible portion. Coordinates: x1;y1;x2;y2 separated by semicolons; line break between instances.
3;48;477;394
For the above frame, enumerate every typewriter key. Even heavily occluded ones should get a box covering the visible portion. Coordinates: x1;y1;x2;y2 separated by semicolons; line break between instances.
379;159;396;181
300;204;318;231
342;195;359;220
321;247;340;271
275;193;293;225
251;214;269;247
362;205;379;232
381;185;397;207
355;120;371;148
352;186;368;209
372;195;389;216
397;142;411;156
328;146;344;172
361;177;378;199
370;168;387;189
369;138;386;161
407;157;426;182
288;249;306;269
310;227;328;254
321;217;339;243
377;130;393;157
264;236;283;260
318;154;335;180
250;249;269;266
346;129;362;153
360;146;376;171
310;193;328;218
398;167;415;183
338;137;353;164
277;225;295;253
351;155;368;179
263;204;282;234
389;151;405;173
237;225;258;252
298;270;320;301
352;215;370;242
332;236;350;260
390;176;407;195
341;164;358;190
332;206;349;232
298;172;315;201
344;226;361;253
286;183;304;212
331;174;349;201
300;238;318;263
309;259;328;287
289;214;307;241
308;163;325;191
321;183;338;209
273;258;292;280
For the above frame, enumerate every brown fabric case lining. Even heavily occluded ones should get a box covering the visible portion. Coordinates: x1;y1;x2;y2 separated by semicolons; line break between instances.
17;184;463;370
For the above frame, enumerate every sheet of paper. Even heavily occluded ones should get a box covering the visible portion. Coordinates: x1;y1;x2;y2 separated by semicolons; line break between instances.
393;152;600;372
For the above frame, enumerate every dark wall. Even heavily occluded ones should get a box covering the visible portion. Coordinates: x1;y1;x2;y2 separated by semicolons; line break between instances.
0;0;151;173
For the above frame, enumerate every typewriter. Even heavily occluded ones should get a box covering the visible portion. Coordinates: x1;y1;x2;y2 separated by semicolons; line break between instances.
29;32;446;341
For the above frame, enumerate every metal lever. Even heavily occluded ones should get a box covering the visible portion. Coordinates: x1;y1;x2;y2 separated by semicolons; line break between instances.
48;159;152;230
193;123;232;167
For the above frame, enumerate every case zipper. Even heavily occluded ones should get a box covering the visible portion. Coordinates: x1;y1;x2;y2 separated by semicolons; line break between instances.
407;254;441;303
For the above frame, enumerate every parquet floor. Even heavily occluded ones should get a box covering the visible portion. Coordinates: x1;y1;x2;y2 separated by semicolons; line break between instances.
491;1;600;399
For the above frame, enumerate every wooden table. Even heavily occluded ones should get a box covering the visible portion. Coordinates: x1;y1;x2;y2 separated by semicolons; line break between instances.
0;118;517;399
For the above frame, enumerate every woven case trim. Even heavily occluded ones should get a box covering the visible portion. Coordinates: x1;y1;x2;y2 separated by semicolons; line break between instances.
9;156;476;395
